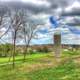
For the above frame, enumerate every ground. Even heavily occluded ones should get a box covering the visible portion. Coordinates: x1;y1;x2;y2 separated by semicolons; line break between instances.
0;50;80;80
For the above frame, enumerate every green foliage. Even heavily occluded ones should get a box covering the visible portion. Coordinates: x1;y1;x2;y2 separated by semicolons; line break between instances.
37;46;50;53
0;43;13;57
0;43;24;57
28;49;36;54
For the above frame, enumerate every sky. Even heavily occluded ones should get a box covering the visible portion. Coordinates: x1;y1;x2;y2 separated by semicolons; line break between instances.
0;0;80;45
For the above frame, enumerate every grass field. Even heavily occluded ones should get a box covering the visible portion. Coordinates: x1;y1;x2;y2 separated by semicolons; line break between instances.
0;50;80;80
0;53;48;64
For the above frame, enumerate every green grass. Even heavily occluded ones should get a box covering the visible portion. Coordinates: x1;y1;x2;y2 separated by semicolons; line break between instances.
27;60;80;80
0;50;80;80
0;53;49;64
0;58;80;80
62;49;80;58
0;50;80;64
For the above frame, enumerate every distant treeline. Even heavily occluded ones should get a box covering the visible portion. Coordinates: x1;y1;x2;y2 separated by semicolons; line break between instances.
0;43;79;57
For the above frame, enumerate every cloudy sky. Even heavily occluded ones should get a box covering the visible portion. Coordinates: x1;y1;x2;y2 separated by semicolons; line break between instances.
0;0;80;45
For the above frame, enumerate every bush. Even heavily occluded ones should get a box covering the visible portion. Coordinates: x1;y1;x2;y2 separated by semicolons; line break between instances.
37;46;50;53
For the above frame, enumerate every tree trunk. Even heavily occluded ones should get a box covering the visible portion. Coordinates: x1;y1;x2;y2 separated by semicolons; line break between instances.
23;45;28;62
12;32;16;68
8;46;13;62
23;36;28;62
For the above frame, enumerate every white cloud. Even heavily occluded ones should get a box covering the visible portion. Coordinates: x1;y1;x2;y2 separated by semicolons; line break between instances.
65;1;80;12
0;0;21;1
22;0;51;7
62;33;80;45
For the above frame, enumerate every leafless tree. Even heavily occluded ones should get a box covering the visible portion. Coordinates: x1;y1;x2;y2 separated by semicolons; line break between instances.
9;8;23;68
19;15;44;61
0;5;10;39
23;22;39;61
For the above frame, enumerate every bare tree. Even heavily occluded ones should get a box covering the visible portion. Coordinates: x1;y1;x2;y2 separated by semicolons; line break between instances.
20;16;44;61
0;5;12;59
9;8;23;68
23;22;39;61
0;5;10;38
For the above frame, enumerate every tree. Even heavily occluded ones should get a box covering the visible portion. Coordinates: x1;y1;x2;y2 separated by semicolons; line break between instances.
9;8;23;68
0;5;11;58
16;12;45;61
0;5;10;39
22;21;43;61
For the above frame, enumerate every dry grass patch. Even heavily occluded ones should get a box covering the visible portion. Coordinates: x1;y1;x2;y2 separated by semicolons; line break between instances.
18;57;59;73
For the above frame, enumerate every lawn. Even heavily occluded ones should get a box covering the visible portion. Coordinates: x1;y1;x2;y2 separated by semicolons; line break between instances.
0;50;80;80
27;60;80;80
0;53;48;64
